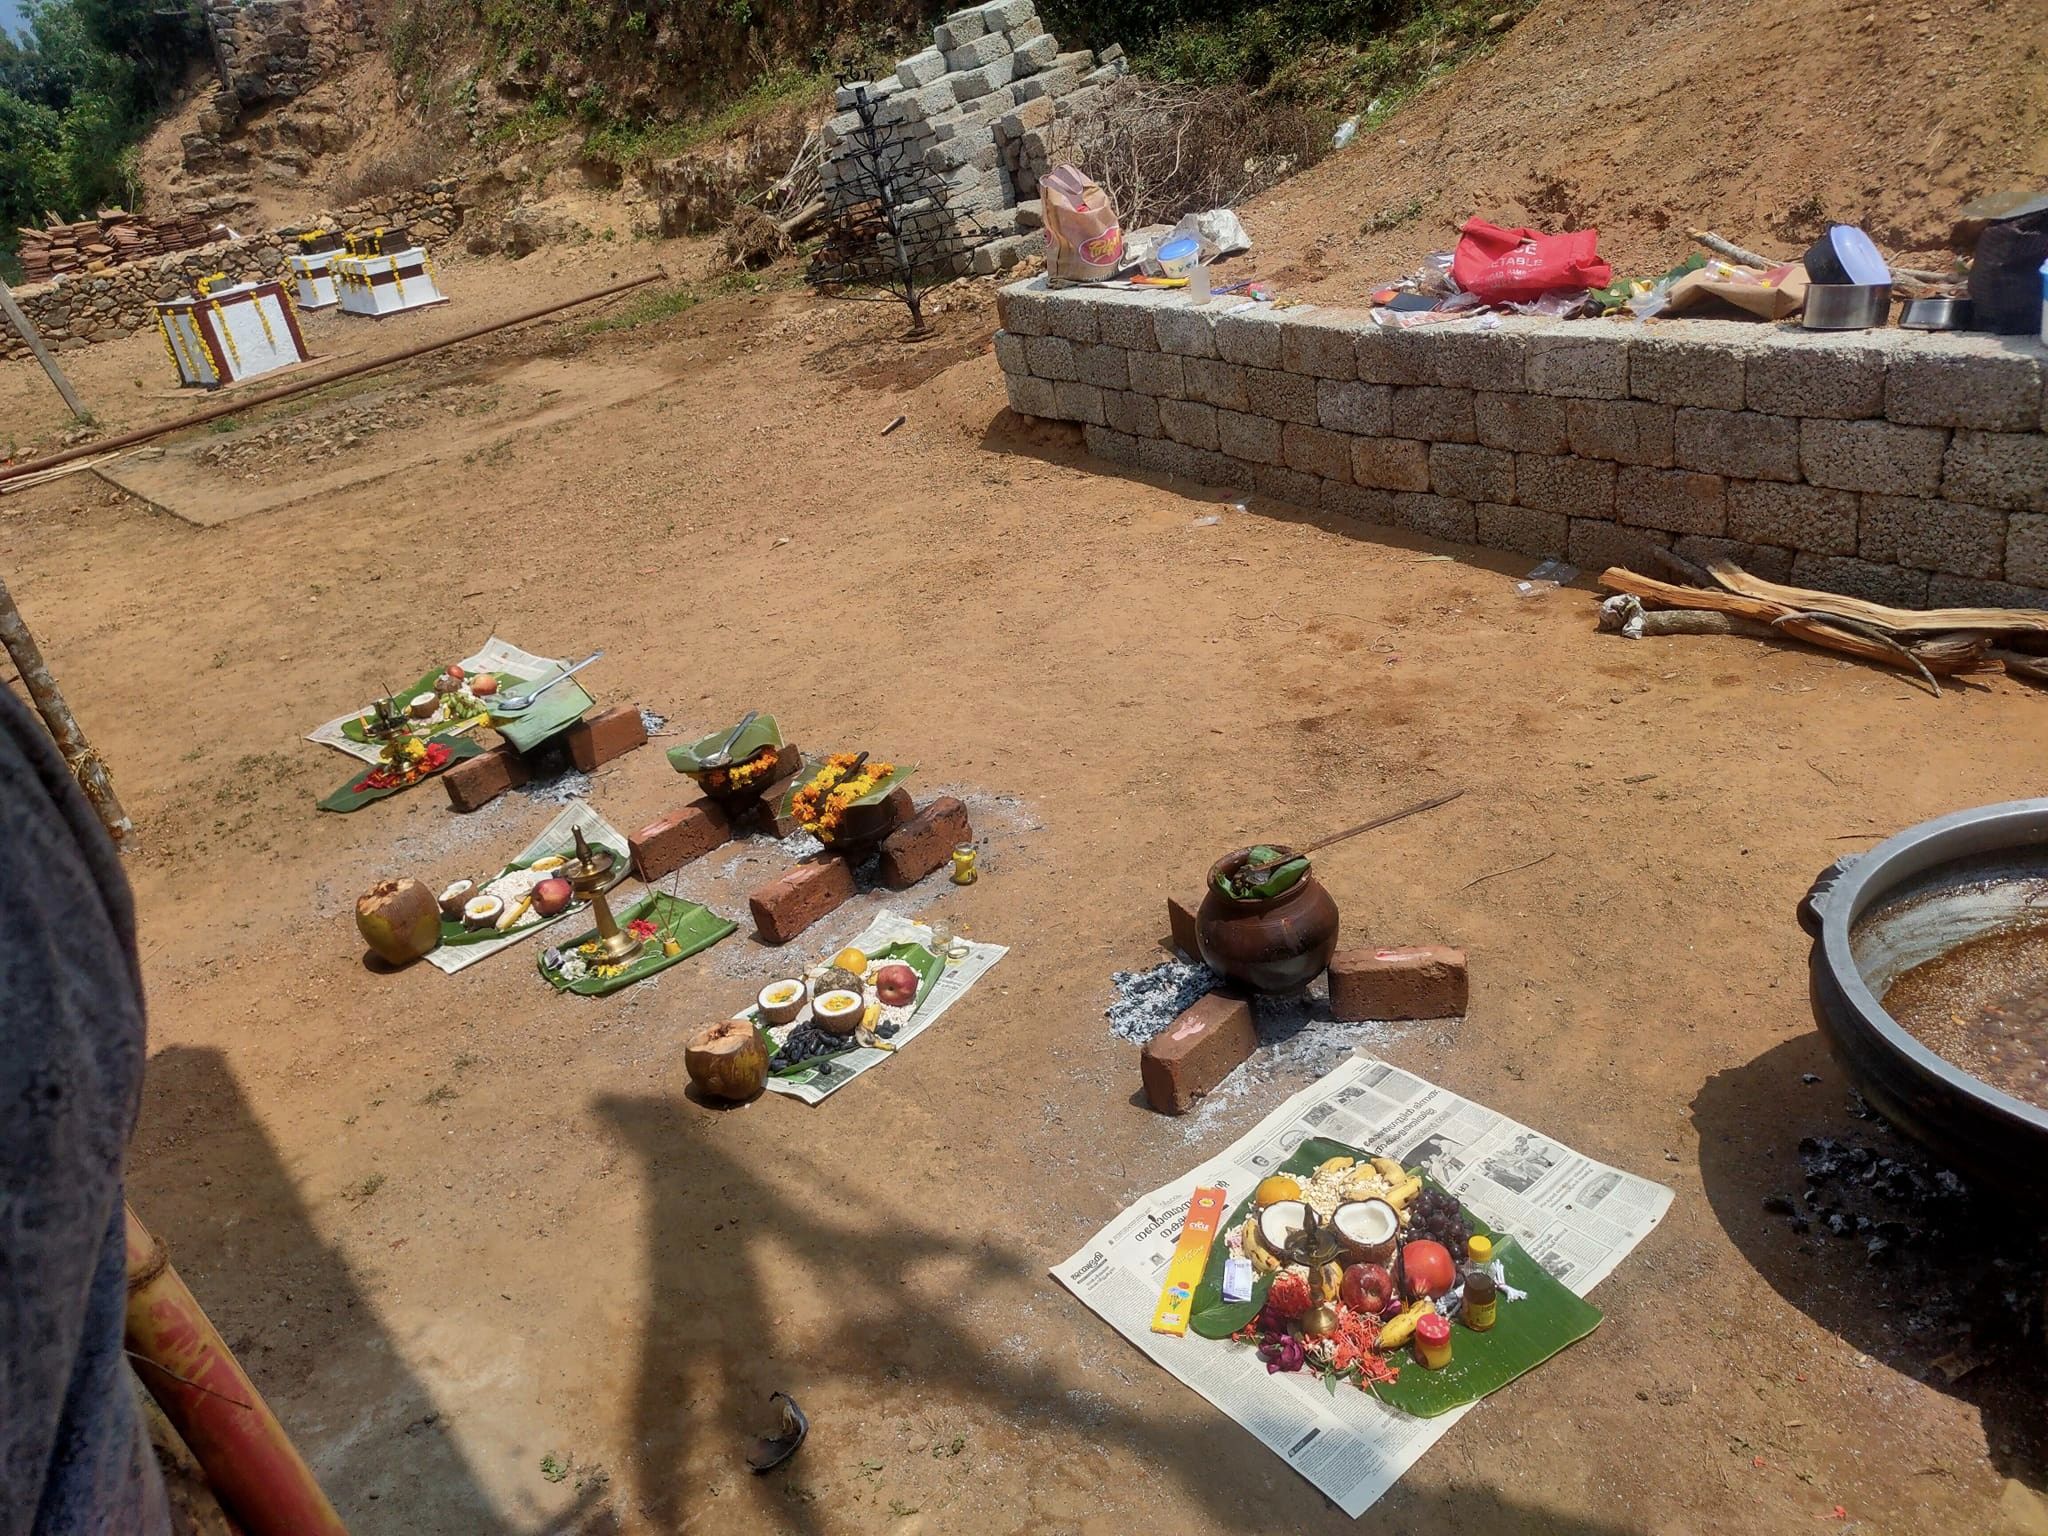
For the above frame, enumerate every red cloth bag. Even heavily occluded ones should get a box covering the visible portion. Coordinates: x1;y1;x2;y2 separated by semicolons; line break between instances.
1450;217;1612;301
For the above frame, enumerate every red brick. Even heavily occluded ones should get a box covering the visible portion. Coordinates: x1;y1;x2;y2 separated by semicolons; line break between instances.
1166;896;1200;958
631;802;733;881
1141;991;1257;1114
566;704;647;772
748;855;857;945
746;777;806;839
442;742;528;813
1328;944;1468;1021
877;785;915;831
878;796;971;889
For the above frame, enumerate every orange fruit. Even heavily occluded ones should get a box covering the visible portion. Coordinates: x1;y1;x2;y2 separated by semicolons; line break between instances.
1254;1175;1302;1209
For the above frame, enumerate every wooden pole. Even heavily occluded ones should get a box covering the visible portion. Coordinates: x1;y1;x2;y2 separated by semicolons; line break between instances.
0;570;131;841
0;276;90;423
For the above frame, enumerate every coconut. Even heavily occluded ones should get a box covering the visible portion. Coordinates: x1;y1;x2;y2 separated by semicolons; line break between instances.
437;879;476;918
356;878;442;965
1256;1199;1308;1260
685;1018;769;1102
812;989;864;1037
814;965;864;1000
463;894;504;930
408;692;438;719
1331;1198;1400;1266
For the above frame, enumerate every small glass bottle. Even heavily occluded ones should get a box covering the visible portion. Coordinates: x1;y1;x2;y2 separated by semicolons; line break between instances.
1463;1234;1497;1331
1414;1312;1452;1369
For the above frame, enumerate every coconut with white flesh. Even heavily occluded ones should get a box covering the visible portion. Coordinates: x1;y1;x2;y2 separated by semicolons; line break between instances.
1331;1198;1400;1264
437;879;476;918
463;895;504;930
1255;1199;1309;1259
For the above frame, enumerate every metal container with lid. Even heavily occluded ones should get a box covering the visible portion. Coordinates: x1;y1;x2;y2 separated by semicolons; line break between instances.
1802;283;1891;330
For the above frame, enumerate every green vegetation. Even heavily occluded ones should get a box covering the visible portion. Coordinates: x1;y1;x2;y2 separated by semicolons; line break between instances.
577;269;788;334
577;63;833;169
0;0;208;272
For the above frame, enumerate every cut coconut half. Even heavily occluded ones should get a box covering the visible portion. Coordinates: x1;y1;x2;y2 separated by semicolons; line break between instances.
1255;1198;1308;1259
812;989;864;1037
463;894;505;930
1331;1198;1400;1264
437;879;476;918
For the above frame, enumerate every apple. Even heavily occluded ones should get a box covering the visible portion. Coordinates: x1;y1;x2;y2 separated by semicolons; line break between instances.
1339;1262;1395;1316
470;674;499;697
1399;1239;1457;1300
874;962;919;1007
531;877;573;917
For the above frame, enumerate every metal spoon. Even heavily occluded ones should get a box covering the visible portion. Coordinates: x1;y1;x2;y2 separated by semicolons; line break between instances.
492;652;603;714
699;709;760;770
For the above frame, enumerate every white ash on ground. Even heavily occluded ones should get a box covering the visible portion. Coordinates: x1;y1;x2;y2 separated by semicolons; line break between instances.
1106;960;1220;1043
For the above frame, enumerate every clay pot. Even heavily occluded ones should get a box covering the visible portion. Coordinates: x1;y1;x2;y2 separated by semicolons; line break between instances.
1195;847;1340;994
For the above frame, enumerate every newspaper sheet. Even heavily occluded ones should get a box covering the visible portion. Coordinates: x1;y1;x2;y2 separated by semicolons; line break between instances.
307;637;565;763
754;911;1006;1105
1051;1053;1673;1518
423;801;634;975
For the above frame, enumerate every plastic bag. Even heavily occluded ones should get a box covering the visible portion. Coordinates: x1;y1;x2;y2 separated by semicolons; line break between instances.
1042;165;1125;284
1450;217;1612;303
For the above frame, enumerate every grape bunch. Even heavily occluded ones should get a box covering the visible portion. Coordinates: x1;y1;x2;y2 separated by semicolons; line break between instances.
769;1023;847;1071
1406;1188;1471;1252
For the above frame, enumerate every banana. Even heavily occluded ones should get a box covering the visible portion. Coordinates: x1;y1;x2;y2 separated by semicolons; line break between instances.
1376;1298;1434;1352
1315;1155;1355;1175
1244;1218;1280;1273
1384;1176;1423;1211
1371;1156;1406;1181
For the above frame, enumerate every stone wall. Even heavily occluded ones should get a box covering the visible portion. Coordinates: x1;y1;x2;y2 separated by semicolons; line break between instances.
822;0;1126;276
0;185;466;361
204;0;370;105
994;279;2048;605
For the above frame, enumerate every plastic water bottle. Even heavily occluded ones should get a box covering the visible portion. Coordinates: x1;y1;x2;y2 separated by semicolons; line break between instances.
1332;117;1359;149
1189;262;1212;306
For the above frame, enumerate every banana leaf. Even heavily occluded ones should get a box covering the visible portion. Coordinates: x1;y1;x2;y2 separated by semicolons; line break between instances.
668;713;784;775
753;940;944;1080
1216;845;1310;901
779;757;918;815
1187;1136;1602;1418
536;891;737;996
317;734;482;813
488;675;597;753
340;667;511;744
436;844;623;947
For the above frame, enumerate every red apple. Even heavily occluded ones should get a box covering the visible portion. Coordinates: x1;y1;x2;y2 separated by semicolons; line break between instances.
531;877;573;917
1400;1239;1457;1299
874;962;919;1007
1339;1262;1395;1316
470;674;498;697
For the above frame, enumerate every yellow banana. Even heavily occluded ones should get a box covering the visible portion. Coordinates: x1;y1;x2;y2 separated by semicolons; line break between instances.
1376;1298;1435;1352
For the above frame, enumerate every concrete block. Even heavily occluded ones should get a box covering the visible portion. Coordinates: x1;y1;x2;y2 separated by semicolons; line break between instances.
1857;495;2006;579
978;0;1035;28
952;58;1017;101
1671;535;1796;583
1087;304;1154;355
1141;991;1256;1114
1673;407;1800;482
1126;350;1187;399
1746;336;1885;419
1217;409;1282;464
1727;481;1859;557
1568;517;1671;572
1516;454;1616;515
993;329;1027;374
1245;368;1321;426
1566;399;1675;466
1318;379;1393;436
1477;391;1570;454
1618;466;1726;535
1328;944;1467;1021
1159;398;1220;450
1040;296;1098;343
1943;430;2048;512
1154;306;1218;359
1927;572;2048;608
1280;319;1360;380
1887;349;2043;431
936;10;986;46
1012;31;1058;71
1004;371;1056;418
1074;342;1128;390
1629;335;1748;409
1802;418;1948;495
1391;386;1477;443
1321;482;1396;525
1103;389;1160;438
1282;423;1353;482
1255;464;1324;509
1476;501;1569;559
1022;333;1077;381
942;31;1009;71
996;283;1055;336
1215;309;1286;369
1354;328;1433;386
897;48;947;89
1525;331;1628;399
1353;438;1433;492
1083;423;1140;466
1184;358;1249;411
927;134;996;173
1052;380;1106;424
1391;493;1478;542
1788;552;1931;609
1427;328;1526;391
2006;513;2048;588
1430;443;1515;503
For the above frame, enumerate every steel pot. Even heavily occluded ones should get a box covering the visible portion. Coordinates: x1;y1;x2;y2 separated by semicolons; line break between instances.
1801;798;2048;1207
1802;283;1892;330
1196;846;1341;994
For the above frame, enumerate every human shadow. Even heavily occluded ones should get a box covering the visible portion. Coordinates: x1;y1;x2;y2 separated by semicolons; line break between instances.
1692;1033;2047;1490
134;1045;612;1535
596;1089;1652;1534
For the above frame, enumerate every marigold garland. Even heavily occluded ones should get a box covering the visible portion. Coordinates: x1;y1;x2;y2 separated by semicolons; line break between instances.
790;752;895;841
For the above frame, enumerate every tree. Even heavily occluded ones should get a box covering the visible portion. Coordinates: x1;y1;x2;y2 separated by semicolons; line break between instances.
0;88;66;228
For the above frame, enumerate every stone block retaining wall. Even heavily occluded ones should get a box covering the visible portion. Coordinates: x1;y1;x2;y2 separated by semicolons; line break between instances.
994;278;2048;605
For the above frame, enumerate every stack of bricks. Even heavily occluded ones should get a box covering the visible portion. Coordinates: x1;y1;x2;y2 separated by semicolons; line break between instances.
627;744;809;883
15;211;221;283
747;795;974;945
994;278;2048;607
441;705;649;814
821;0;1127;277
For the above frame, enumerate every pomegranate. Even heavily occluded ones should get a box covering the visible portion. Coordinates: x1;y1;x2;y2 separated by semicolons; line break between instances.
1399;1240;1457;1300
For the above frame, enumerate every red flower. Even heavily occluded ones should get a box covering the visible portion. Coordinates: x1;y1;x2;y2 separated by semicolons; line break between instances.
1266;1271;1312;1321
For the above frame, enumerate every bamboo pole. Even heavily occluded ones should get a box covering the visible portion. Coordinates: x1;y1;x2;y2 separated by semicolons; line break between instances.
0;570;131;841
125;1206;349;1536
0;275;90;422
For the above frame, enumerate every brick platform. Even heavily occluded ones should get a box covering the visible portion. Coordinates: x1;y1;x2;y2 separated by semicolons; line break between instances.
995;278;2048;606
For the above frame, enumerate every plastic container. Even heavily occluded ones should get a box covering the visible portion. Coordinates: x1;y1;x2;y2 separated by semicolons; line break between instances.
1156;235;1200;278
1188;262;1212;306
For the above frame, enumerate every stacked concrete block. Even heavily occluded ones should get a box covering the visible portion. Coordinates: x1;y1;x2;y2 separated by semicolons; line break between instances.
820;0;1128;270
993;281;2048;602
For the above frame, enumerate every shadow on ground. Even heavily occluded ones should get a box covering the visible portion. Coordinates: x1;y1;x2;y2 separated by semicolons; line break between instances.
597;1089;1646;1534
135;1046;610;1534
1692;1032;2047;1490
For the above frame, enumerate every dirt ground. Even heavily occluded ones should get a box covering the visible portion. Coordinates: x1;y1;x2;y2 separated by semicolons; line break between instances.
4;245;2048;1536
